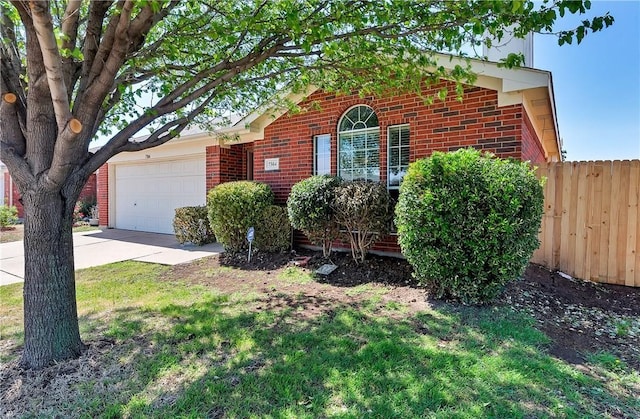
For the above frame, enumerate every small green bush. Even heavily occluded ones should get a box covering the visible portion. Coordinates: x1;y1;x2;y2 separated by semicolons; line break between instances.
333;180;391;263
0;205;18;228
287;175;341;258
207;181;274;252
173;206;215;246
255;205;291;253
78;196;96;219
395;148;544;304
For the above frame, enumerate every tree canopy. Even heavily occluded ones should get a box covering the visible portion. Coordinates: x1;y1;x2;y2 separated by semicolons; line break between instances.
1;0;612;183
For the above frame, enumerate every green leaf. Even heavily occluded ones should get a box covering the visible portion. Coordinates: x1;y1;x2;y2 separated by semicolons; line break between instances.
576;26;585;44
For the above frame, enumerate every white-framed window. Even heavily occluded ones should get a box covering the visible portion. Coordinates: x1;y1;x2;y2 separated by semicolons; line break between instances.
387;124;410;189
313;134;331;175
338;105;380;182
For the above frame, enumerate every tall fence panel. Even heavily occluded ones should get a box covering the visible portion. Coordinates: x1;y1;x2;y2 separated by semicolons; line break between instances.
532;160;640;287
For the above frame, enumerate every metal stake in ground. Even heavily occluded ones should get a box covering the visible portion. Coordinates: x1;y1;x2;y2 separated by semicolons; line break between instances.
247;226;255;262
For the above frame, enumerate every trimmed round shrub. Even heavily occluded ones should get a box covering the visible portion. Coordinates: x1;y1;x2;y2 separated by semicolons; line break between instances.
207;181;274;252
173;206;215;246
287;175;341;258
395;148;544;304
255;205;291;253
333;180;391;263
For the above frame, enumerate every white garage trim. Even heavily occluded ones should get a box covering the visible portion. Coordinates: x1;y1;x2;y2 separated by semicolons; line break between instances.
111;155;206;234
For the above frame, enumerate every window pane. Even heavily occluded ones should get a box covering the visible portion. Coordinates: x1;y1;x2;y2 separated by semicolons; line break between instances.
389;168;401;187
366;149;379;167
338;105;380;182
389;148;399;166
400;151;410;167
352;133;365;150
314;134;331;175
367;132;379;149
400;127;410;145
339;152;352;170
389;127;399;147
387;125;410;188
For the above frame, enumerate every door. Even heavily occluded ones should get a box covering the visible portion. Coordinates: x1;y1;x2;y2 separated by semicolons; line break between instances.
114;157;206;234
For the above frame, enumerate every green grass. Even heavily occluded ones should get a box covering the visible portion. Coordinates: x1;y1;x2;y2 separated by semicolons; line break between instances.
345;283;390;297
278;266;315;284
72;224;101;233
1;261;638;418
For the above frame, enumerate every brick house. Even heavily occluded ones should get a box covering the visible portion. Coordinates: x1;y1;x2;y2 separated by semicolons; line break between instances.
97;54;561;254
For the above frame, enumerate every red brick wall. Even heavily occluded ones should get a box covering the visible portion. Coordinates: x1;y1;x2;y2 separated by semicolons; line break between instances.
206;144;248;191
521;110;547;164
255;82;530;204
3;172;23;217
3;172;96;219
220;144;245;183
254;81;545;253
97;164;109;226
79;174;97;202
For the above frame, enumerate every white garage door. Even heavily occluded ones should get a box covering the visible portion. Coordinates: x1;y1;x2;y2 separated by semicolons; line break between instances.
115;157;206;234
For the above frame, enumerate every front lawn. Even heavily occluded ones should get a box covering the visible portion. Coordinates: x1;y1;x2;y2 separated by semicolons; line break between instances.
1;257;638;418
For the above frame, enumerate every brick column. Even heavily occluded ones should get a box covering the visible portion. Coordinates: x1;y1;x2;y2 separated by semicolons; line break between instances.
206;145;222;191
97;164;109;226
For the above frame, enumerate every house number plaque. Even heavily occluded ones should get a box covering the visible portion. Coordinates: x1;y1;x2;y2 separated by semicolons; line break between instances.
264;158;279;171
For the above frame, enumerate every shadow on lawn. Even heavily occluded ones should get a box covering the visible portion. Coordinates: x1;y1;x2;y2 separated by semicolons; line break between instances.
86;294;637;418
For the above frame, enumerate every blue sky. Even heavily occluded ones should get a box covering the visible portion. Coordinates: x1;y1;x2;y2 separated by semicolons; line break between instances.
534;0;640;161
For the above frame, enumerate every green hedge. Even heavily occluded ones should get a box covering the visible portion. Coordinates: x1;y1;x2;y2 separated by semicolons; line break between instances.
255;205;291;253
207;181;274;252
173;206;215;246
287;175;341;258
395;148;544;304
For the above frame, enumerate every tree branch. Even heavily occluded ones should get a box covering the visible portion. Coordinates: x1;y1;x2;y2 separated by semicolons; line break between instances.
29;0;72;132
76;0;112;102
81;0;122;96
60;0;82;98
83;88;220;176
155;33;287;109
127;0;180;54
77;1;179;131
0;93;32;187
60;0;82;51
85;70;158;145
43;118;84;188
1;3;27;107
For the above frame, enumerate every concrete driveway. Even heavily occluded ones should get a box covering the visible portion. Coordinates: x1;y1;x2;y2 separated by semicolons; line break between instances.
0;229;223;286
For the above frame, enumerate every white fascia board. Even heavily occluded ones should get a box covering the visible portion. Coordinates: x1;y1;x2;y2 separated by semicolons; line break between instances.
108;135;217;164
546;74;563;160
433;53;550;92
228;86;319;132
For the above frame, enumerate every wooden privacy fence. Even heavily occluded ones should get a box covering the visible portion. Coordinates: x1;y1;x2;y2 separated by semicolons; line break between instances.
531;160;640;287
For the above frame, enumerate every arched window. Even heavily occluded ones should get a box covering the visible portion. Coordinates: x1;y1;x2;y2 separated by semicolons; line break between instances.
338;105;380;182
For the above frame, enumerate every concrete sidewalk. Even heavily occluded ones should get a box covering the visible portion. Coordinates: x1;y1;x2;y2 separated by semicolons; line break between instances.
0;229;223;286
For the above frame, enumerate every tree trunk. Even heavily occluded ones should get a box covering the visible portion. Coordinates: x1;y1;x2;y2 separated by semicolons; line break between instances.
21;189;86;369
